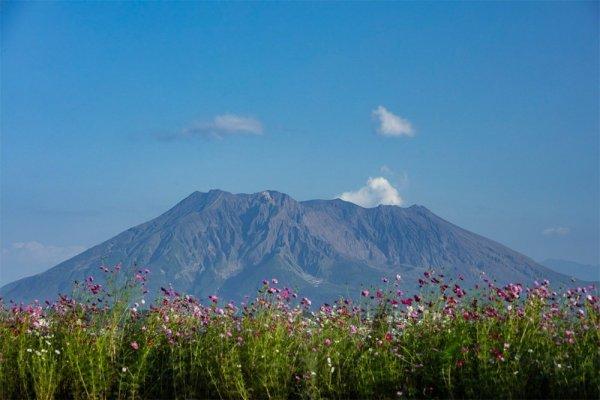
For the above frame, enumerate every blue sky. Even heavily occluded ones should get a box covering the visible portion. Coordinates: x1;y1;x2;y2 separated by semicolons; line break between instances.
1;1;598;285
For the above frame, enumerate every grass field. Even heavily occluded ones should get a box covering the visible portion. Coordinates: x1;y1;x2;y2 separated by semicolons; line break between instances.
1;266;598;399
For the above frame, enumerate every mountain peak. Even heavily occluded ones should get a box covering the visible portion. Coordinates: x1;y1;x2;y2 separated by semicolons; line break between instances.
0;190;577;304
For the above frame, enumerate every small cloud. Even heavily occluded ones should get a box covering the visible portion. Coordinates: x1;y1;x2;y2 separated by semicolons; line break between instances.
2;241;86;266
372;106;414;137
542;227;570;236
158;113;264;140
380;165;393;175
379;165;409;189
339;177;403;208
211;114;263;135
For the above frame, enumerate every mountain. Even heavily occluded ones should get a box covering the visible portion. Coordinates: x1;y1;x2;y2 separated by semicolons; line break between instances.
540;259;599;282
0;190;575;304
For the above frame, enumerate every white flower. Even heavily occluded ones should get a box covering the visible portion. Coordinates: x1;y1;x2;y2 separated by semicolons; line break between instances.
54;349;61;355
330;367;335;373
122;367;128;372
26;348;32;353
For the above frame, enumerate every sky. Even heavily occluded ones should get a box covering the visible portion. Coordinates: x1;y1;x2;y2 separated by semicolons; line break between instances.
1;1;598;285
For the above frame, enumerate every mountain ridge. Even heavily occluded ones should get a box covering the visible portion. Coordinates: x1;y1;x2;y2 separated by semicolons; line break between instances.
0;190;577;304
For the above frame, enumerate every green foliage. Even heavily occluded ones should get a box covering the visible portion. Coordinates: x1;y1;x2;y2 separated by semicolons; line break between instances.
0;269;598;399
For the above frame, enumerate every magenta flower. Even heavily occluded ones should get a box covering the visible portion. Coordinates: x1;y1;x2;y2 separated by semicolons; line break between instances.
401;298;413;306
130;341;139;350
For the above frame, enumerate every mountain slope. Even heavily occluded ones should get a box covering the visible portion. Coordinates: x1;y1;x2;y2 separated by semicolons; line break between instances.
0;190;573;304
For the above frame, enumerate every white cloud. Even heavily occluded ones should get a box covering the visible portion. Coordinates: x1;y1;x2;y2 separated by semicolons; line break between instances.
380;165;393;175
379;165;410;189
372;106;414;137
339;177;404;208
2;241;86;267
212;114;264;135
159;113;264;140
542;227;570;236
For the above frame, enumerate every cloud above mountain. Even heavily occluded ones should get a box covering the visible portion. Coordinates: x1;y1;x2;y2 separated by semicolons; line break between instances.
1;241;86;285
372;106;414;137
158;114;264;140
339;177;403;208
542;227;570;236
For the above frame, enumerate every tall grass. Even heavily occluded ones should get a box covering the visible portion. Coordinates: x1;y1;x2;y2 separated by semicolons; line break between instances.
0;267;598;399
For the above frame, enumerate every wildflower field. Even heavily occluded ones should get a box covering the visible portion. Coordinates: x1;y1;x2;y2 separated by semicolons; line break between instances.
1;267;598;400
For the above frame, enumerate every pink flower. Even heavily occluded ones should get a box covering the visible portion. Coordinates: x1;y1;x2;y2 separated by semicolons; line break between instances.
300;297;312;307
401;298;413;306
324;338;332;347
361;290;370;297
349;325;357;334
208;295;218;303
130;341;139;350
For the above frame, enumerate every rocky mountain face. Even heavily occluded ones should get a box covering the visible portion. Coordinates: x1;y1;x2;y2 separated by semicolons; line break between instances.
0;190;573;304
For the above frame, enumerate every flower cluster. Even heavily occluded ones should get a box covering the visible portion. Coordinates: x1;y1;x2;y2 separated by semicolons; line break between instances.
0;266;598;400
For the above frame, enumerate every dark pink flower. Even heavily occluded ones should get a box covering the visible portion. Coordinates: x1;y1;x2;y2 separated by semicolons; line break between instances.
401;298;413;306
